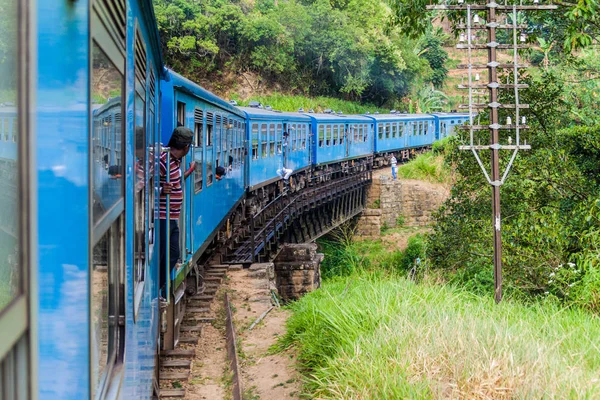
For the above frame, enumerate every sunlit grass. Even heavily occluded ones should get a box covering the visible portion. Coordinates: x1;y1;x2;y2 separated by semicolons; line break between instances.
232;93;385;114
397;152;450;184
280;274;600;399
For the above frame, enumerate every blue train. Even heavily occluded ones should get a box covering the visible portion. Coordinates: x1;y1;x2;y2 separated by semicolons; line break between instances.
0;0;468;398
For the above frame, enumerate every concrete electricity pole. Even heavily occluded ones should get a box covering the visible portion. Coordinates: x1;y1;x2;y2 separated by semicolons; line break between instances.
427;0;557;303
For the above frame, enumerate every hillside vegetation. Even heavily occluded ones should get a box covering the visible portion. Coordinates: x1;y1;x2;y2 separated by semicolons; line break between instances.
153;0;449;108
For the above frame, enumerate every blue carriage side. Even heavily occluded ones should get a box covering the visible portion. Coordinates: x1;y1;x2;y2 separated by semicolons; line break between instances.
305;112;374;166
237;106;312;189
431;112;471;140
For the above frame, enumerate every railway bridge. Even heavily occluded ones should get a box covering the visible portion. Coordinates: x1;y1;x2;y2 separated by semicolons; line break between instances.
224;159;373;265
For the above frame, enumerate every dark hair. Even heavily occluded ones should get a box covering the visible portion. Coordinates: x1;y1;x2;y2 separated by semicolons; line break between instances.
177;122;184;127
216;166;226;177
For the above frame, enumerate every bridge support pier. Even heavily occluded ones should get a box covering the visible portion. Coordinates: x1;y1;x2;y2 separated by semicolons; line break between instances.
273;243;323;301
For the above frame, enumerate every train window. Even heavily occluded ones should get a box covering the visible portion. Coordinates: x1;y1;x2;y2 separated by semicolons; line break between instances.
91;45;124;227
90;1;127;393
340;126;345;145
385;123;390;139
325;125;331;146
302;125;307;149
215;115;222;165
261;124;268;158
318;125;324;147
206;112;214;146
276;123;282;154
269;123;276;155
0;0;19;312
332;125;338;145
194;115;203;193
252;123;259;160
391;123;397;138
91;217;124;397
378;124;383;140
177;102;185;126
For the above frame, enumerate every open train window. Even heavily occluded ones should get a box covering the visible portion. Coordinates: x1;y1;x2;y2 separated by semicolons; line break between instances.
260;124;268;157
194;109;203;193
269;123;276;155
206;112;214;146
177;101;185;126
252;123;259;160
276;123;282;154
318;125;324;147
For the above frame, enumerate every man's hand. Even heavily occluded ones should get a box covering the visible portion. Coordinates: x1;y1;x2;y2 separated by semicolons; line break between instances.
162;182;173;194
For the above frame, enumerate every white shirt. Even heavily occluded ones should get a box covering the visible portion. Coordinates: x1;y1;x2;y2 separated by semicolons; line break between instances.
390;156;397;167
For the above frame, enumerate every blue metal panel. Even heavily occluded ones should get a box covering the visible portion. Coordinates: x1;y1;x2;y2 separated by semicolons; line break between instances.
36;0;91;398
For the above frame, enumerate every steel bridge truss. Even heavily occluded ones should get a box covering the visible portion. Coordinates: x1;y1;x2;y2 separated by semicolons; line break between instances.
225;159;373;264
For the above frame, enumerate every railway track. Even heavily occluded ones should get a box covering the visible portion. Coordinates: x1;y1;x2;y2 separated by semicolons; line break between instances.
158;264;239;399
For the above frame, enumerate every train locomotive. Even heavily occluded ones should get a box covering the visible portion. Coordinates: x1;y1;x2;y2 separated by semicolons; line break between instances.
0;0;468;398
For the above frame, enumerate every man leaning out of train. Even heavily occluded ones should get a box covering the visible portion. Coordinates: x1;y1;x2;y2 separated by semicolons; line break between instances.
158;126;196;291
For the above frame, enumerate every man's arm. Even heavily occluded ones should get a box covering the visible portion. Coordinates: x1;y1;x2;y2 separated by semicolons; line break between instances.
184;161;197;179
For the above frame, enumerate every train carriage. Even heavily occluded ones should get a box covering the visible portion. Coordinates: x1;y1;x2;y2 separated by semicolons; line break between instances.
305;112;374;166
237;106;312;190
431;112;471;140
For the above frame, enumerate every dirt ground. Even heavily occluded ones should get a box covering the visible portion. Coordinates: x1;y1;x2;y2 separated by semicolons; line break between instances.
228;268;301;400
185;269;301;399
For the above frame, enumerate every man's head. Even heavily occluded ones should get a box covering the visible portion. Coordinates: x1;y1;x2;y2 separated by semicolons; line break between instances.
168;126;193;158
216;166;226;181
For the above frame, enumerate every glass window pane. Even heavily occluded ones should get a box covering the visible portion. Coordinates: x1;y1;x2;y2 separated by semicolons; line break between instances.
91;43;124;226
134;91;146;285
0;0;19;310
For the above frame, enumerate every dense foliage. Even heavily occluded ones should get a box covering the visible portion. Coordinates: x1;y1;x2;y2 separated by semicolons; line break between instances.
153;0;447;106
427;64;600;311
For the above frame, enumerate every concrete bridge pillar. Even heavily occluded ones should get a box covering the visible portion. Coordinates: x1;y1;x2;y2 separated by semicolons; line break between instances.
273;243;323;301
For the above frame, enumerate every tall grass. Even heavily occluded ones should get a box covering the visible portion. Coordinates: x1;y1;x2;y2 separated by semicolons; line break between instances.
232;93;385;114
280;275;600;399
396;137;455;184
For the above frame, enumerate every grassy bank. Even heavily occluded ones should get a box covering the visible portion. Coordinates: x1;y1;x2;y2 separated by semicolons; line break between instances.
231;93;385;114
281;274;600;399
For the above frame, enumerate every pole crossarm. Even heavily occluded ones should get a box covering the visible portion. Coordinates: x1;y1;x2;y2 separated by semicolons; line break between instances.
426;4;558;11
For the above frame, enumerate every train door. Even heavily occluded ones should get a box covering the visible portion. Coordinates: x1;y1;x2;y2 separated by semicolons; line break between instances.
0;0;32;396
90;0;127;396
344;124;350;158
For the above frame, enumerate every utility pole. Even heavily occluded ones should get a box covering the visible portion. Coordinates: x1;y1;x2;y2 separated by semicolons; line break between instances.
427;0;557;303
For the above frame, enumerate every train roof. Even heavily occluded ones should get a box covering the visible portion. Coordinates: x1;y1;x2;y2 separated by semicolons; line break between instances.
237;107;312;121
165;69;246;118
430;112;471;118
303;113;373;122
364;113;436;121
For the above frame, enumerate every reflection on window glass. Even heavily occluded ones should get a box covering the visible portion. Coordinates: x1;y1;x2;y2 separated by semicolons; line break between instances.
92;232;110;391
134;91;146;287
0;0;19;311
91;43;123;225
91;221;119;395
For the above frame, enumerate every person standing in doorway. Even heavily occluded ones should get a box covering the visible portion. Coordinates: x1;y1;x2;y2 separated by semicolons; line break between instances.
159;126;196;290
390;153;397;180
